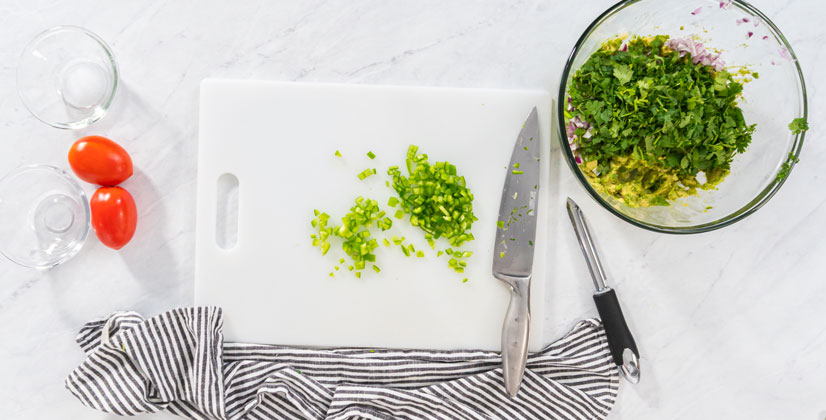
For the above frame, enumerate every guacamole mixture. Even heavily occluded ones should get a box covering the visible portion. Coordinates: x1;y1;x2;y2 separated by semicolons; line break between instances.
566;35;756;207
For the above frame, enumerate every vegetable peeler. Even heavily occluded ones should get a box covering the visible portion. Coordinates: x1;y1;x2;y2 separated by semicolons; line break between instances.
566;197;640;384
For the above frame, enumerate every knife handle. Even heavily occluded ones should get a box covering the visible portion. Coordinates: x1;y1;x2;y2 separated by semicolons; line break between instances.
593;288;639;367
501;282;530;397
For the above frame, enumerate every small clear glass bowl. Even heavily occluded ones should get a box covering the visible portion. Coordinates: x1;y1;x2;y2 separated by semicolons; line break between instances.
0;166;90;269
558;0;807;233
17;26;119;129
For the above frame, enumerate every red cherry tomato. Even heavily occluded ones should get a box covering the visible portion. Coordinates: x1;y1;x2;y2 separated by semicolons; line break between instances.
90;187;138;250
68;136;133;186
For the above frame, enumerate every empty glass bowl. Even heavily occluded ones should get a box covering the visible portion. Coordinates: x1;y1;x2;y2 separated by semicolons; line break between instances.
17;26;119;129
0;166;90;269
558;0;807;233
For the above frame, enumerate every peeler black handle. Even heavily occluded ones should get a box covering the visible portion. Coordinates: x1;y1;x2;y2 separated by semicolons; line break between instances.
593;288;639;368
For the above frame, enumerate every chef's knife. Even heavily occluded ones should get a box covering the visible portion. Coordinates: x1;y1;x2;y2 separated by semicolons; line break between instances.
492;107;540;397
566;197;640;384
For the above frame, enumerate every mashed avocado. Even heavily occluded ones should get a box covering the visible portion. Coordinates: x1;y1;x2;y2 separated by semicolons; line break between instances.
582;156;726;207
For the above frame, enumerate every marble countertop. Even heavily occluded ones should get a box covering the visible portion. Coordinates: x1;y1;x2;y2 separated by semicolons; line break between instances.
1;0;824;419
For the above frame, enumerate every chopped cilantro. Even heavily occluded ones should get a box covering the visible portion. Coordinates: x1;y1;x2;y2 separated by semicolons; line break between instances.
776;152;800;182
567;35;756;205
613;64;634;85
788;117;808;135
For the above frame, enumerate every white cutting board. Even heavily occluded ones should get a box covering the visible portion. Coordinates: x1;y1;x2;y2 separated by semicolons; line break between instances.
195;79;551;351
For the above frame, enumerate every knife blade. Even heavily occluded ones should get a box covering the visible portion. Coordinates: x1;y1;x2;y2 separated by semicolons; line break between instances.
492;107;540;397
566;197;640;384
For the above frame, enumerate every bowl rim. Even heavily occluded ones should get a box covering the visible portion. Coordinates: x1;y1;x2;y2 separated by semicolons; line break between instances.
556;0;808;234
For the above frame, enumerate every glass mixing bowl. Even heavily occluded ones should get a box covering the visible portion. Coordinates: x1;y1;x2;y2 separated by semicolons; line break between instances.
17;26;119;129
557;0;807;233
0;165;90;269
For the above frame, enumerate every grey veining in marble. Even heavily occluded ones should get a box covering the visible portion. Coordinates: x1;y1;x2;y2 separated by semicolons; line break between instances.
0;1;824;419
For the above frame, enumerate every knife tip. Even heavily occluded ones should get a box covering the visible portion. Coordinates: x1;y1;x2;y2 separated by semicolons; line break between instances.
566;197;578;210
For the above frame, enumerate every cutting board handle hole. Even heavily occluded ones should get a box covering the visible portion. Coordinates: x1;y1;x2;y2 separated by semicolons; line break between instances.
216;173;239;250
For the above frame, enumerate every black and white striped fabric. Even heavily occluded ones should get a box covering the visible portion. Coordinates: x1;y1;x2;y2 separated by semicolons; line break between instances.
66;307;619;420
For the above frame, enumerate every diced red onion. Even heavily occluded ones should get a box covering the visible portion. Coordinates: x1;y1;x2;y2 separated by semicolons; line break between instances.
691;7;702;15
665;37;726;71
564;104;591;165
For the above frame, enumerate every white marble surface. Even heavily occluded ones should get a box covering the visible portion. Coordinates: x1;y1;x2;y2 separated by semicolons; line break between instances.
0;0;824;419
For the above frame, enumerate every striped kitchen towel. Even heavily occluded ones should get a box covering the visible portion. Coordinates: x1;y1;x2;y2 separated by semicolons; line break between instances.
66;307;619;420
